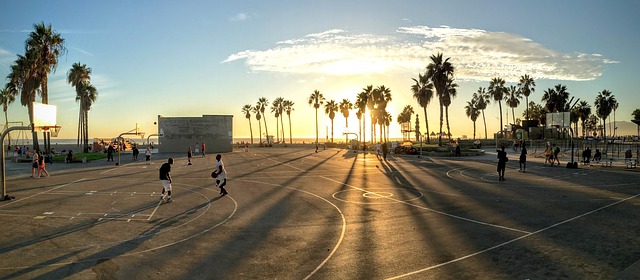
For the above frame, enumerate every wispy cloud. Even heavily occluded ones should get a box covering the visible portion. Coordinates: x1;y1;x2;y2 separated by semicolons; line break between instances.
223;25;616;82
69;46;95;57
229;13;249;22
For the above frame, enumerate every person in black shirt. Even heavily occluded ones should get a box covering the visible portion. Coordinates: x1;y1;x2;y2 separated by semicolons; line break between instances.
159;158;174;202
497;145;508;181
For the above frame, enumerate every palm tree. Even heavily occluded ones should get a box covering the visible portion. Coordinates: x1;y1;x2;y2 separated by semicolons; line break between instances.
308;90;325;152
339;98;353;143
442;79;457;140
0;85;17;146
365;85;377;143
464;100;480;140
399;105;414;141
518;74;535;120
270;97;284;143
611;98;618;138
425;53;455;146
575;101;591;138
411;72;434;144
283;100;294;144
382;111;392;142
488;77;507;137
252;105;262;145
472;87;489;139
26;22;66;152
257;98;269;144
241;104;254;144
324;100;338;143
67;62;92;146
542;84;570;113
356;89;369;146
9;52;40;150
75;81;97;152
374;85;392;142
506;85;521;125
595;89;615;149
632;109;640;121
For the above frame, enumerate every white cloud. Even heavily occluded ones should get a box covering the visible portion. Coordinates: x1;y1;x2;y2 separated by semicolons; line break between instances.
229;13;249;22
223;25;616;82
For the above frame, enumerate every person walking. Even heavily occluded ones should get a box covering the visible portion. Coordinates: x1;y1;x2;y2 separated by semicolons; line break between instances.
145;146;152;164
213;154;228;196
552;143;560;166
187;147;193;165
31;152;39;178
519;144;527;172
159;158;173;202
194;142;199;156
497;145;508;181
544;144;552;166
107;144;115;162
201;142;206;157
37;151;50;177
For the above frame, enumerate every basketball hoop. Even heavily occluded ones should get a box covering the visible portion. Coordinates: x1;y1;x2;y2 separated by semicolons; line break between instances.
40;125;61;137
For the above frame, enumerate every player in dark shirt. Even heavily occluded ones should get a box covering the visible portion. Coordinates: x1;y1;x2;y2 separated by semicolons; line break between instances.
159;158;173;202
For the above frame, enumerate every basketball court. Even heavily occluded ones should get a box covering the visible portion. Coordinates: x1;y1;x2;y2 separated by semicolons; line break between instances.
0;146;639;279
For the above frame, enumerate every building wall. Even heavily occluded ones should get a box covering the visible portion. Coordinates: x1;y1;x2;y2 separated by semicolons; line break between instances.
157;115;233;153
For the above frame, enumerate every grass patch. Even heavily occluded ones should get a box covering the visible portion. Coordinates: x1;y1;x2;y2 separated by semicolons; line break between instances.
52;152;107;162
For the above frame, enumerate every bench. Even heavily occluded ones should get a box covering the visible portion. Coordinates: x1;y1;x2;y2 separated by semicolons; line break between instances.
601;158;614;167
625;158;637;168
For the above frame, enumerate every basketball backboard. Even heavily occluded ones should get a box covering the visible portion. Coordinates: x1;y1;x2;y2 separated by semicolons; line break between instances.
32;102;57;128
546;112;571;128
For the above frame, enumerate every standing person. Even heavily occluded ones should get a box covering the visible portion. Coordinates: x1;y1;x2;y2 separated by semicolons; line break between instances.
194;142;200;156
187;147;193;165
382;142;389;161
375;142;381;159
37;151;50;177
159;158;173;202
519;144;527;172
132;145;139;161
497;145;508;181
31;152;39;178
544;144;552;166
107;144;115;162
145;146;152;164
552;143;560;166
214;154;228;196
201;142;206;157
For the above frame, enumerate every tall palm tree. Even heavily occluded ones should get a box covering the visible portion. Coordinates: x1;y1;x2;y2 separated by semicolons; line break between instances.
339;98;353;143
382;111;392;142
324;100;338;143
473;87;489;139
257;98;269;144
425;53;454;146
488;77;507;137
442;79;457;140
575;101;591;138
308;90;325;152
411;72;434;144
252;105;262;145
365;85;377;143
241;104;254;144
67;62;92;146
399;105;414;140
517;74;535;120
506;85;521;125
611;98;618;138
26;22;66;152
374;85;392;142
595;89;615;149
0;85;17;146
283;100;294;144
270;97;284;143
356;89;369;146
78;81;98;152
9;52;40;149
464;100;480;140
542;84;570;113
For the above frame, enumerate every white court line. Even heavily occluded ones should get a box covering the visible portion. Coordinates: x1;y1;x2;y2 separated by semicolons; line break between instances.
0;178;87;208
387;192;640;279
147;198;164;221
321;176;530;234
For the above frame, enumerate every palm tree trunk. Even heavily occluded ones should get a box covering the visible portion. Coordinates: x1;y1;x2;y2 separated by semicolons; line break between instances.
423;107;430;144
498;101;504;139
512;107;516;124
525;96;529;120
445;106;451;142
482;110;487;139
257;121;262;145
438;99;444;146
345;118;348;144
84;109;89;153
248;119;253;144
331;119;334;143
315;108;319;152
288;114;292;144
473;120;476;140
263;116;269;145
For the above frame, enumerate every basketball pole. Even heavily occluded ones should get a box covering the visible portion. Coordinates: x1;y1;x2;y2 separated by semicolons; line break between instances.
1;126;32;200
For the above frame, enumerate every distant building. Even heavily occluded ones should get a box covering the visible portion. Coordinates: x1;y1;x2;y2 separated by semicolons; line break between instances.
157;115;233;153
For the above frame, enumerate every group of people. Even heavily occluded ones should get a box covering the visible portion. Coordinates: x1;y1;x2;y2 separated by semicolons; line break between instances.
580;147;602;165
30;151;50;178
544;143;561;166
159;152;226;203
187;142;207;165
496;141;529;181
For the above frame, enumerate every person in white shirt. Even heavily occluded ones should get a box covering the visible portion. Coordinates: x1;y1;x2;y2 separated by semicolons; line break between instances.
213;154;228;196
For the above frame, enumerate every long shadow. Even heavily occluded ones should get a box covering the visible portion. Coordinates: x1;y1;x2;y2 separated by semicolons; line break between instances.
3;195;218;279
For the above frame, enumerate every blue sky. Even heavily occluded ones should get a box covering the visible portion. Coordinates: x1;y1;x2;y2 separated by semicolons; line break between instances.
1;0;638;142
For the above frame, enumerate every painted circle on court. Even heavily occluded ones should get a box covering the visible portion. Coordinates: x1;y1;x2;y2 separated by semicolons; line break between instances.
333;188;423;204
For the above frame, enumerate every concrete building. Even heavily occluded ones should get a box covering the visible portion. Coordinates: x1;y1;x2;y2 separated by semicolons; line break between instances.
157;115;233;153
